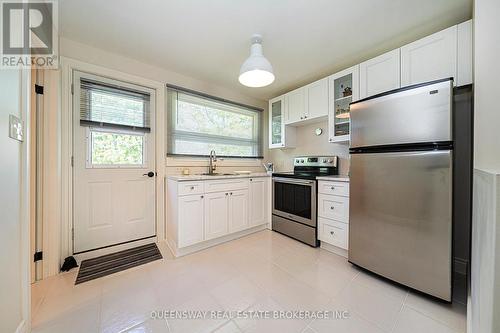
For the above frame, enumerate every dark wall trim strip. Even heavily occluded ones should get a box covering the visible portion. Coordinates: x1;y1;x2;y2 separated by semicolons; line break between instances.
167;153;264;159
80;120;151;133
351;77;454;106
166;84;264;112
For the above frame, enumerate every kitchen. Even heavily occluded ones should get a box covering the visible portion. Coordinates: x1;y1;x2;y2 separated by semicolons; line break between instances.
1;1;499;333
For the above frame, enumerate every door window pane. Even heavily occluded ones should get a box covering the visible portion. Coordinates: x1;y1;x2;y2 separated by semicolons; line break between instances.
90;130;144;166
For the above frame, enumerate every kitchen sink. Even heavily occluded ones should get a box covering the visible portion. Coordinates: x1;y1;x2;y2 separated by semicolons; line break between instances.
197;173;236;176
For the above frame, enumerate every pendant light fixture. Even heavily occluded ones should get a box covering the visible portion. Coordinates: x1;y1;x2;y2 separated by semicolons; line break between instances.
239;34;275;87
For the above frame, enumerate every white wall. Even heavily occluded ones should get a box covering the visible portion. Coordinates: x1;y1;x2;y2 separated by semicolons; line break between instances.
60;38;270;176
0;69;30;333
473;0;500;171
470;0;500;332
268;120;350;175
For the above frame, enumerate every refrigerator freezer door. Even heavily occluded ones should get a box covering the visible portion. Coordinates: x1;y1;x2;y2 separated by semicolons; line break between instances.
350;80;452;148
349;150;452;301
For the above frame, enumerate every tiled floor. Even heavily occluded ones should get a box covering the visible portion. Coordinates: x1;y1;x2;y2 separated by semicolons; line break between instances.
31;230;466;333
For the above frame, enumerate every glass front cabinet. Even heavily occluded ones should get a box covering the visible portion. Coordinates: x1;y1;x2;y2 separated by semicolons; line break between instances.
269;95;296;149
328;65;360;143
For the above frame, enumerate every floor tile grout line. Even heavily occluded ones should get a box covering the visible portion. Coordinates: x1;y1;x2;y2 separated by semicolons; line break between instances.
389;290;409;333
403;301;465;333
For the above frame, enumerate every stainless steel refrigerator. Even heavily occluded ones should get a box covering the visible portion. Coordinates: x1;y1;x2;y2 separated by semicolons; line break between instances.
349;78;459;301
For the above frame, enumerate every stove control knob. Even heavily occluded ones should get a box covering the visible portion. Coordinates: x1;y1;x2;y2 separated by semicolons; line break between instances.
327;159;333;163
300;159;305;163
322;159;327;163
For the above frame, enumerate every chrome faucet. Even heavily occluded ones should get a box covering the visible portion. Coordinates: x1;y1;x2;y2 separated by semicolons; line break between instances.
208;150;217;175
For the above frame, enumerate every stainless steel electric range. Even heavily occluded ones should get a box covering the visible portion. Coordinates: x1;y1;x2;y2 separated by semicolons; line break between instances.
272;156;338;247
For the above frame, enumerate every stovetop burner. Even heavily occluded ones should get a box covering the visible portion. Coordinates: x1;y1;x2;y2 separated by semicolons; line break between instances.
272;156;339;180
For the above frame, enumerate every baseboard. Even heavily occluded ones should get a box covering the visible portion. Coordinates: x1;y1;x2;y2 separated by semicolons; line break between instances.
320;242;348;258
171;224;268;257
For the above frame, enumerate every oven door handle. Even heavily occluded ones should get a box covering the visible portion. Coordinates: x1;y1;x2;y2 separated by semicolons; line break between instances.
272;177;315;186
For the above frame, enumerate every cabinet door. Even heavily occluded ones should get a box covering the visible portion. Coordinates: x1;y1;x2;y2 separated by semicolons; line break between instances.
401;25;457;87
457;20;473;86
359;49;400;99
328;65;359;143
178;194;204;247
229;189;249;232
286;87;306;123
307;78;329;120
269;96;285;148
249;178;267;226
204;191;229;240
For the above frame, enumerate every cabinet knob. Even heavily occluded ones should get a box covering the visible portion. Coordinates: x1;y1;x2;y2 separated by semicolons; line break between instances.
330;206;335;210
200;195;204;198
304;115;308;119
300;116;303;119
331;186;335;190
330;231;335;235
230;192;233;195
190;186;195;190
225;193;228;196
250;178;253;181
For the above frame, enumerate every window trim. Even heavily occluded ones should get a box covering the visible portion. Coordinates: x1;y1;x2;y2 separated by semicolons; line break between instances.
85;127;148;169
166;85;264;159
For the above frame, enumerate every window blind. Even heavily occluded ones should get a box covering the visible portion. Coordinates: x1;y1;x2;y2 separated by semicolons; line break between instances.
167;86;263;158
80;78;151;132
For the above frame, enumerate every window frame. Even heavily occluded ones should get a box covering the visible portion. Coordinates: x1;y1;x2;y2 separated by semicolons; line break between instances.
166;85;264;159
85;127;148;169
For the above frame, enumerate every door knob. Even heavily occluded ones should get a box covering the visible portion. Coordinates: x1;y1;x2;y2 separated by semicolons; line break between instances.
143;171;155;177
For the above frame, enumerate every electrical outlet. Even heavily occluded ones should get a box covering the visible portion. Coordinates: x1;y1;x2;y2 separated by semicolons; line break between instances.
9;115;23;142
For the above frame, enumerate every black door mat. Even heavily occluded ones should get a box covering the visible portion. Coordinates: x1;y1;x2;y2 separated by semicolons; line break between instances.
75;243;162;284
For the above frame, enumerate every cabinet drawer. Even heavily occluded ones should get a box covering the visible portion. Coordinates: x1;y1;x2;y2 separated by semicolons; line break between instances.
204;178;249;193
178;181;205;196
318;181;349;197
320;218;348;249
318;194;349;222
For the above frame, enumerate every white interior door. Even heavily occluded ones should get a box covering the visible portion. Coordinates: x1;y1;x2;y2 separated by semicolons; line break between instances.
72;71;156;253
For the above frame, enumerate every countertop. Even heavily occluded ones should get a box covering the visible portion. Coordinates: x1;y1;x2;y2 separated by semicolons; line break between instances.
316;175;350;182
167;172;271;181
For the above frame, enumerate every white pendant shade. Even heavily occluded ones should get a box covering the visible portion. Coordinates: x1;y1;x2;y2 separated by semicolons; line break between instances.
239;34;275;87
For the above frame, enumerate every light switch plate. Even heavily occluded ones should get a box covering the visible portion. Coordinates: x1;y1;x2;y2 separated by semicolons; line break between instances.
9;114;23;142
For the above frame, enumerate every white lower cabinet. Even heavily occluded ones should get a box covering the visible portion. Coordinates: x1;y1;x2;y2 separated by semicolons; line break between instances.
177;194;204;248
204;191;229;240
229;189;249;232
249;177;268;226
318;180;349;255
320;218;348;250
167;177;270;254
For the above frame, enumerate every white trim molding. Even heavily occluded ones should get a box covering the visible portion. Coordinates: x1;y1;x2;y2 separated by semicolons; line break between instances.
59;57;166;270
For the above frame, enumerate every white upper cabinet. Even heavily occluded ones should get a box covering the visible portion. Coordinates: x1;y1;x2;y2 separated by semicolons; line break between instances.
269;95;296;149
359;49;401;99
328;65;359;143
401;25;458;87
286;87;307;123
306;77;329;120
457;20;473;86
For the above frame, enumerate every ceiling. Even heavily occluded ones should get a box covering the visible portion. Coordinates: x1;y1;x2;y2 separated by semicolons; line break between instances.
59;0;472;101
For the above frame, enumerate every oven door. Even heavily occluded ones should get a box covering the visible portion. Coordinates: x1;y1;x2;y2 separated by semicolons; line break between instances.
272;177;317;227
